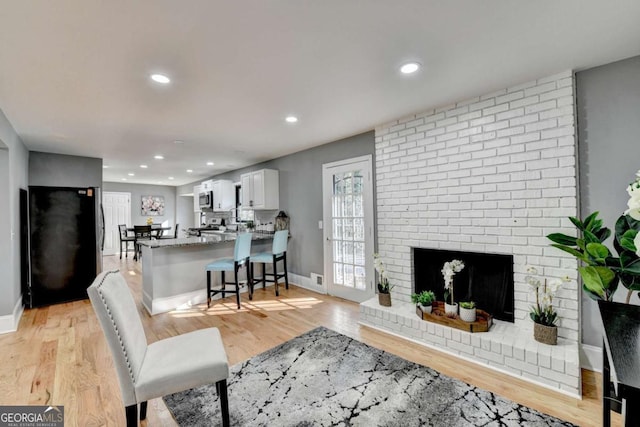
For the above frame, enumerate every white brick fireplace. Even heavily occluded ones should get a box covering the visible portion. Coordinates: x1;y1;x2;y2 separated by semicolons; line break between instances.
360;70;582;397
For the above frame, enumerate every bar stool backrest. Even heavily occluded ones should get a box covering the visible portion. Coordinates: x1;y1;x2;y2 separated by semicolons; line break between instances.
272;230;288;256
234;232;252;262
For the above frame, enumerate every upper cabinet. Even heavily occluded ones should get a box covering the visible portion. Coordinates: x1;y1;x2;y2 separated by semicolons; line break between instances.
212;180;234;212
241;169;279;210
193;184;203;213
201;180;214;192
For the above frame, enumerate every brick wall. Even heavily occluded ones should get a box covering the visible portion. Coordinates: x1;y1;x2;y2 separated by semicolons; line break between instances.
374;70;580;342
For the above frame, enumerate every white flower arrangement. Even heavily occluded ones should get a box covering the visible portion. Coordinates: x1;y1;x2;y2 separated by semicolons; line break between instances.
442;259;465;305
373;253;393;293
626;170;640;221
525;266;571;327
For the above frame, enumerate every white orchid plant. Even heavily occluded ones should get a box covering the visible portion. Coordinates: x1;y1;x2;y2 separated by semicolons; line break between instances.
442;259;465;306
373;253;394;293
525;266;571;327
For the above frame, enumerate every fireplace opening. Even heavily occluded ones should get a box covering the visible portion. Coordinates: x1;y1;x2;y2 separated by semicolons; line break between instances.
413;248;514;322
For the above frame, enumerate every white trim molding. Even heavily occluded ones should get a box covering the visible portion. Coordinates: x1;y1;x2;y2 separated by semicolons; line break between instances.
0;297;24;334
580;343;602;373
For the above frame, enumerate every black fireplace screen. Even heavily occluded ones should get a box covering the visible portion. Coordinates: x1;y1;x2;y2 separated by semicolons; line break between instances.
413;247;514;322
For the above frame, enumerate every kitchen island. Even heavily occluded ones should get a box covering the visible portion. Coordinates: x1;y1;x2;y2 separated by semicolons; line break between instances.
138;233;274;315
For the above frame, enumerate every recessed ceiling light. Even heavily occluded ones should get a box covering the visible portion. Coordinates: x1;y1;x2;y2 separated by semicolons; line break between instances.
121;178;127;181
168;177;174;180
128;173;135;176
206;161;214;166
150;73;170;84
154;155;164;160
400;62;421;74
186;169;193;173
285;116;298;123
140;164;148;168
174;140;184;144
103;165;108;169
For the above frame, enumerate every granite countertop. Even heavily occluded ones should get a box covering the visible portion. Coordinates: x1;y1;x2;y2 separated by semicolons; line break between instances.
138;232;274;249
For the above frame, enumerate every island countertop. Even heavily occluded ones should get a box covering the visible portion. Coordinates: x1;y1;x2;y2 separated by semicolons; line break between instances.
137;232;274;249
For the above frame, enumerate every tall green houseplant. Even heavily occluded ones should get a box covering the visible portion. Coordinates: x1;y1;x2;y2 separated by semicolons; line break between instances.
547;212;640;303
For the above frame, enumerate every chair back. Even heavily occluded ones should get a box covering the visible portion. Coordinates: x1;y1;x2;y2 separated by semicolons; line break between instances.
87;270;148;406
134;225;152;239
234;232;252;262
118;224;129;239
272;230;289;255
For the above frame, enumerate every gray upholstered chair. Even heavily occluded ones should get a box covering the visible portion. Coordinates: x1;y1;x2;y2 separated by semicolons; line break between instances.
88;270;230;426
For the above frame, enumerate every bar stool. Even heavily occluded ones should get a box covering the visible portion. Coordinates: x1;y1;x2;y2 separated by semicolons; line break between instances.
206;232;253;309
250;230;289;297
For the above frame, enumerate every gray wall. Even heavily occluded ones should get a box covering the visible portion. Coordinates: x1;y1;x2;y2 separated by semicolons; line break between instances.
103;182;177;228
185;131;375;277
29;151;102;188
0;108;29;318
175;185;195;230
576;55;640;347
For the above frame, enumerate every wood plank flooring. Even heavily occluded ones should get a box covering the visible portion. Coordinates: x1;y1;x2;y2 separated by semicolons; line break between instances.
0;255;619;426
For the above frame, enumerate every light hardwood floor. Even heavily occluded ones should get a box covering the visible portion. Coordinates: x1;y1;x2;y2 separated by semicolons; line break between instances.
0;255;618;426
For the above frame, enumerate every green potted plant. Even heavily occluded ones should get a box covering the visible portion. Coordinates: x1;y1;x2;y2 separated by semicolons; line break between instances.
374;253;394;306
442;259;465;315
525;267;571;345
459;301;476;322
411;290;436;314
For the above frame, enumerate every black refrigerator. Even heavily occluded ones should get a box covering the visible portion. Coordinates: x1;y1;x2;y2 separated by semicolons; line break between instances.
26;186;104;308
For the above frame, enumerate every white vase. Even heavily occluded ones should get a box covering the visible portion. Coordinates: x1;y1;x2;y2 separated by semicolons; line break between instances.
459;307;477;322
444;302;458;315
420;304;432;314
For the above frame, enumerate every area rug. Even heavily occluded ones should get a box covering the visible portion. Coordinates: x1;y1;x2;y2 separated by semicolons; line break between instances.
164;327;575;426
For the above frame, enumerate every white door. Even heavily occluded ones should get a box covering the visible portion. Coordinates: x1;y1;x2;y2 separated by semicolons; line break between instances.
322;155;375;302
103;192;131;256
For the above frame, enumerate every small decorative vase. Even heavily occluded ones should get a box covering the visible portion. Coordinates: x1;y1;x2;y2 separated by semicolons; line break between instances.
444;302;458;315
459;307;477;322
533;323;557;345
378;292;391;307
421;304;432;314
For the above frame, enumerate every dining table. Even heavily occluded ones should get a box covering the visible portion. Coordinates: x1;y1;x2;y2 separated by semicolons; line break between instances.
127;224;172;238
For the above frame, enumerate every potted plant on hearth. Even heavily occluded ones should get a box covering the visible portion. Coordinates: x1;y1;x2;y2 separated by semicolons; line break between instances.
442;259;465;315
526;266;571;345
411;290;436;314
459;301;477;322
374;253;394;307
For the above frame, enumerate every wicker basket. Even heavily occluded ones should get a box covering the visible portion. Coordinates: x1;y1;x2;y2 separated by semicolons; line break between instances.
533;322;557;345
378;292;391;307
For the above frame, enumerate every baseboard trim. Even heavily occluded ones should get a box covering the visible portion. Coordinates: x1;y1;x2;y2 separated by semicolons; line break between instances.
359;320;582;400
289;273;326;294
580;344;602;373
0;297;24;335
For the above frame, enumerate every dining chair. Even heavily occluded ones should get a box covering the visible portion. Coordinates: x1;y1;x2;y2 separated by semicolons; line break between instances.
88;270;230;427
157;223;179;239
250;230;289;296
133;225;152;261
118;224;135;259
206;232;252;309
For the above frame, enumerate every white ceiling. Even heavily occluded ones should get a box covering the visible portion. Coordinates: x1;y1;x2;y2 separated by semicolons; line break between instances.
1;1;639;186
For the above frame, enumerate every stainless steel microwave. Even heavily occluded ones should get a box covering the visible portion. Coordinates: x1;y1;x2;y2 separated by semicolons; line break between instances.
199;191;213;210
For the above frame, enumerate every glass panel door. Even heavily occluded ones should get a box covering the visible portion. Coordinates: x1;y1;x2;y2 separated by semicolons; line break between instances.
323;156;374;302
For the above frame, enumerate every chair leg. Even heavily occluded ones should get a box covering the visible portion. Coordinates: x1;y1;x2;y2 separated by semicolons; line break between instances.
207;270;211;308
140;401;147;420
216;379;230;427
234;263;241;309
125;404;137;427
248;261;254;301
273;255;279;297
120;241;123;259
283;252;289;290
262;262;267;289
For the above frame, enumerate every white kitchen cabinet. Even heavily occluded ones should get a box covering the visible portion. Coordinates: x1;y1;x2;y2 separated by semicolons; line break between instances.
193;184;203;212
240;169;279;210
201;180;214;191
212;180;235;212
